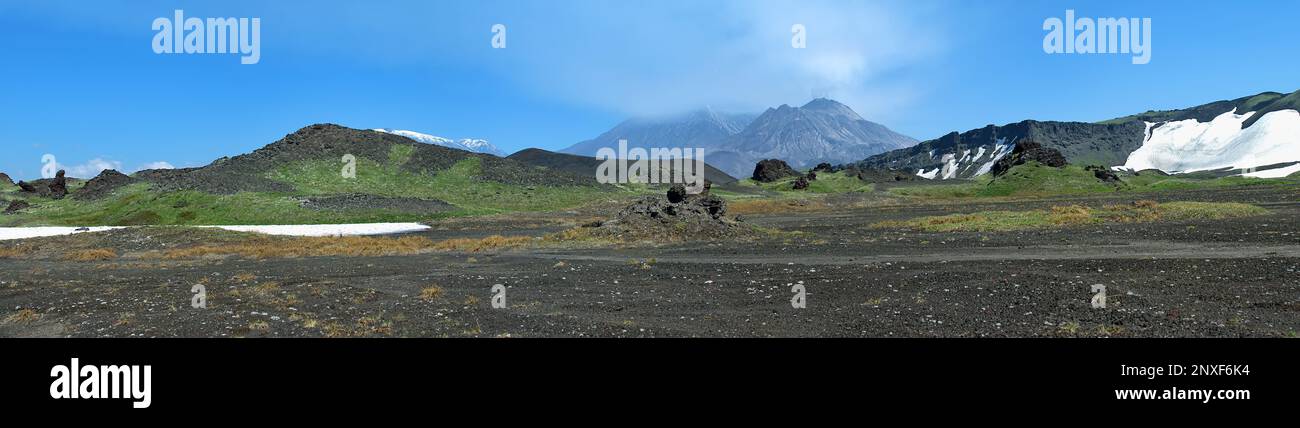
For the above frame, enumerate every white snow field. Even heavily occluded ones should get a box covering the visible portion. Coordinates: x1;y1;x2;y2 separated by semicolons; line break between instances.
1241;162;1300;178
1123;109;1300;173
0;223;430;241
200;223;431;237
0;226;125;241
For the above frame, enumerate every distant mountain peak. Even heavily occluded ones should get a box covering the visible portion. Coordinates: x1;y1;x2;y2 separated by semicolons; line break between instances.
373;128;505;157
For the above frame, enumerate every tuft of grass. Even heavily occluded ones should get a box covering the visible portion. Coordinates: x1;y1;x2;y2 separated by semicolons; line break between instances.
3;308;40;324
64;249;118;261
873;201;1268;232
248;320;271;332
0;246;26;259
419;285;444;301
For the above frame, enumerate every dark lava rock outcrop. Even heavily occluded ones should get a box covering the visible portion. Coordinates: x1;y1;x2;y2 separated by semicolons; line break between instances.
991;141;1067;176
1086;165;1122;183
792;176;810;190
752;159;799;182
17;170;68;199
812;163;834;173
0;172;12;186
74;169;136;200
588;183;742;239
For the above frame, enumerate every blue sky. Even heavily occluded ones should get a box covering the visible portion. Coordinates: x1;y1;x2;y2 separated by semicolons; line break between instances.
2;0;1298;179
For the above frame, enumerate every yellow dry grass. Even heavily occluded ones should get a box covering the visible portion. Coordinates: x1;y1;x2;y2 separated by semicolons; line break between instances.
430;235;533;252
64;248;118;261
0;246;24;259
159;236;436;259
419;285;444;301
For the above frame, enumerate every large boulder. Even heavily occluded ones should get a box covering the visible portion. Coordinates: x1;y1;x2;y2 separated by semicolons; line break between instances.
1086;165;1122;183
74;169;135;200
47;170;68;199
751;159;799;182
792;176;810;190
667;179;713;203
991;141;1067;176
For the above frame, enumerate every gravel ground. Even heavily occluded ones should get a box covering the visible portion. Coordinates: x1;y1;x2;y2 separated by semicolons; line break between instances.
1;185;1297;338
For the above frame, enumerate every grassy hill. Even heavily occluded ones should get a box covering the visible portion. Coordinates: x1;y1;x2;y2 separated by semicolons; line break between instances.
1;124;628;227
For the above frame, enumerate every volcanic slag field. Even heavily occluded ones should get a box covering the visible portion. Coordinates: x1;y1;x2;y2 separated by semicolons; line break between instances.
3;180;1299;338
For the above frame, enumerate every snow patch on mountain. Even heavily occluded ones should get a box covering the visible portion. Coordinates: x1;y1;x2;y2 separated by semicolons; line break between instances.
915;138;1014;180
1241;162;1300;178
1122;109;1300;173
374;129;505;156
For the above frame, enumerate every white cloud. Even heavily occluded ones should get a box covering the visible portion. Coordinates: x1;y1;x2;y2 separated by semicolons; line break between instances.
137;161;175;171
61;158;122;179
500;0;948;121
56;159;174;178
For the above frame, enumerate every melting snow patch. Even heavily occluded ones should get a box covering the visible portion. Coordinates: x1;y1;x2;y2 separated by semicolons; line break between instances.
1241;162;1300;178
1123;109;1300;173
202;223;431;237
0;223;430;241
0;227;126;241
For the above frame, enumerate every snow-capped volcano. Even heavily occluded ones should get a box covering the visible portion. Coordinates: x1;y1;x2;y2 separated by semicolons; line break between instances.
373;129;505;156
1121;109;1300;174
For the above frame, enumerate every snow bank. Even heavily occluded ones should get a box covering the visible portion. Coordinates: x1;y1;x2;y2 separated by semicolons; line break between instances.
0;223;430;241
1241;162;1300;178
1123;109;1300;173
202;223;431;237
0;227;125;241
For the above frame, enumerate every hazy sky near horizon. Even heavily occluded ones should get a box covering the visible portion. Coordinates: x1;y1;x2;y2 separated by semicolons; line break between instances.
2;0;1298;179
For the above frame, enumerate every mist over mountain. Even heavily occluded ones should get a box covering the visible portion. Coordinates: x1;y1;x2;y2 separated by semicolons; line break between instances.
568;99;915;177
707;98;917;176
561;108;756;158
